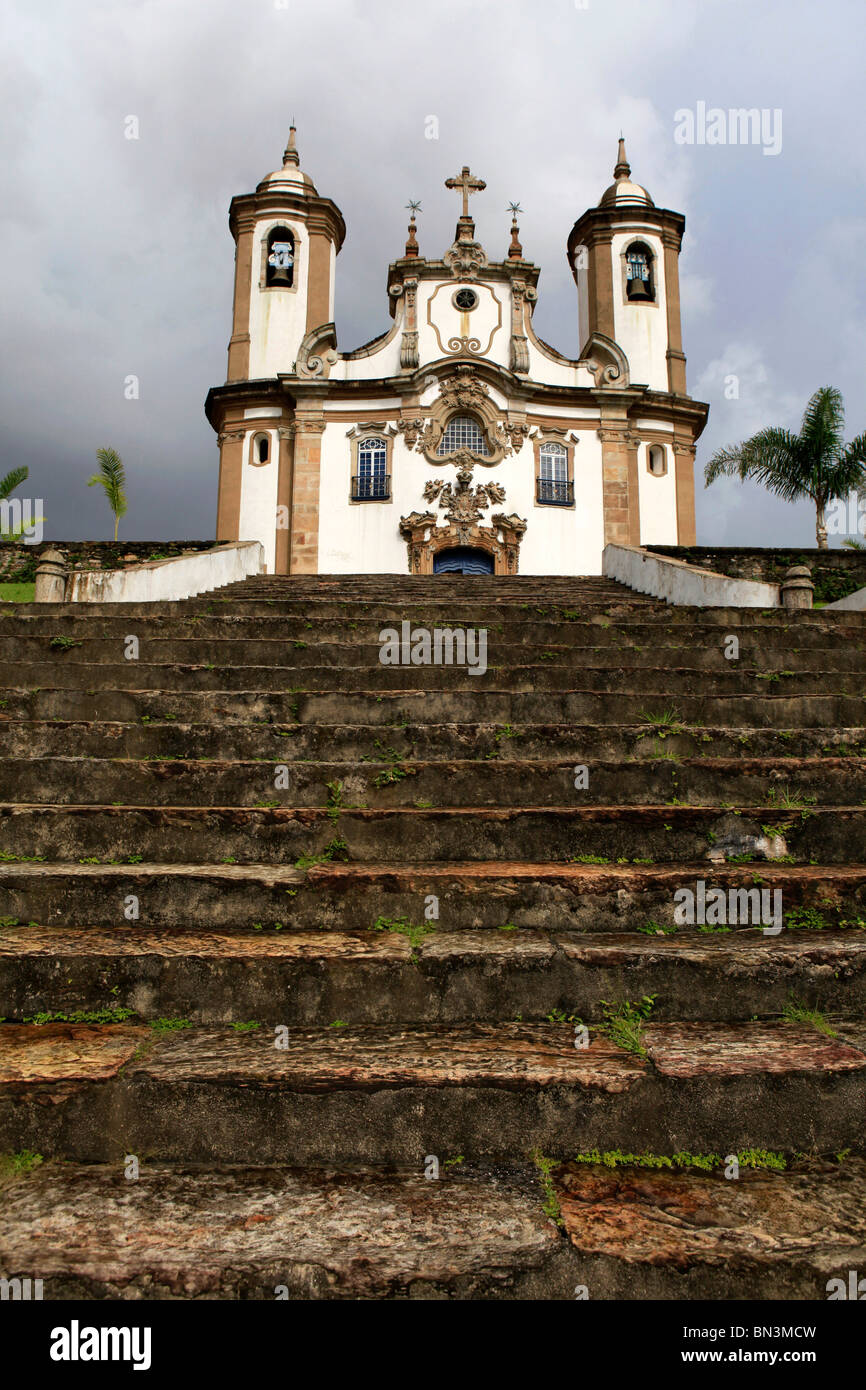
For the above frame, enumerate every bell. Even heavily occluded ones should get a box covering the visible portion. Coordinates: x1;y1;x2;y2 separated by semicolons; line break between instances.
627;276;653;302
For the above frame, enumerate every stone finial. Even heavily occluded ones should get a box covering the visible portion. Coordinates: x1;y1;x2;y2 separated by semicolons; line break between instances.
614;135;630;180
405;201;421;258
34;547;68;603
781;564;814;611
507;202;523;260
283;124;299;168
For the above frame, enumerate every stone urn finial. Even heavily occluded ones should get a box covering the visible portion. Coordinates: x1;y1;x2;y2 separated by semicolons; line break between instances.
781;564;813;612
34;548;68;603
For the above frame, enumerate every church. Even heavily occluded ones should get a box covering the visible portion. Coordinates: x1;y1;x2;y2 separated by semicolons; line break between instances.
205;131;709;576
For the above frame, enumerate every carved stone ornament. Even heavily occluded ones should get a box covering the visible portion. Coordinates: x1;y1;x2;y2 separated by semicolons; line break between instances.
396;417;426;449
422;466;507;531
296;323;339;378
582;331;630;389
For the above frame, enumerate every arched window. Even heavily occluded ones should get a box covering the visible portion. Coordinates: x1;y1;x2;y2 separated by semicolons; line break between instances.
647;444;667;476
251;432;271;466
437;415;490;456
537;441;573;505
265;226;295;288
625;241;654;302
353;437;389;500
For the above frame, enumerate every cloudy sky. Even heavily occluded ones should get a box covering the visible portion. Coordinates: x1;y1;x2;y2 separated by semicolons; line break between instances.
2;0;863;547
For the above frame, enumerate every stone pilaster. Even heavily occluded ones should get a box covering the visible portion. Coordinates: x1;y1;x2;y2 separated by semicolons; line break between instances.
289;417;326;573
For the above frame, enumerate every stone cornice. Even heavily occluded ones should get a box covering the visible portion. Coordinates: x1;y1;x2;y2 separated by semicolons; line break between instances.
229;190;346;252
566;204;685;272
205;370;709;441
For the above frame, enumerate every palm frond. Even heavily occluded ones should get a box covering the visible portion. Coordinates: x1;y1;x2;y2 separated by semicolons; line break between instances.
0;466;29;501
800;387;844;463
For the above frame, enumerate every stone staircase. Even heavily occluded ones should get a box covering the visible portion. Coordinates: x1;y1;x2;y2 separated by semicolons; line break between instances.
1;573;865;1300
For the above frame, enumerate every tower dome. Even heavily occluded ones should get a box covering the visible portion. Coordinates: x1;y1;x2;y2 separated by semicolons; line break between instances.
599;137;653;208
257;126;318;195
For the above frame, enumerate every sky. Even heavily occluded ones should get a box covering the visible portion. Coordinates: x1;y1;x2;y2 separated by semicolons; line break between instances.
1;0;864;547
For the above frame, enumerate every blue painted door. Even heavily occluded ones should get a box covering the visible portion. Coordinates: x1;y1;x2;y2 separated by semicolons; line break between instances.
433;547;495;575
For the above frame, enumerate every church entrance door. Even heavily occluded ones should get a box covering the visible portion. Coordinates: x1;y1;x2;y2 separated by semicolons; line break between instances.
433;546;495;575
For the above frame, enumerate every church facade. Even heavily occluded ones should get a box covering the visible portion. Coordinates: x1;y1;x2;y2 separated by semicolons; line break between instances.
205;131;708;575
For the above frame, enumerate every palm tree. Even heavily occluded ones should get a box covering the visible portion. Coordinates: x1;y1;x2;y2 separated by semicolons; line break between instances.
704;387;866;548
88;447;128;542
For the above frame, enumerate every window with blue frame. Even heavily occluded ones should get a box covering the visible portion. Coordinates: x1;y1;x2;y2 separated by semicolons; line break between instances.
353;437;389;500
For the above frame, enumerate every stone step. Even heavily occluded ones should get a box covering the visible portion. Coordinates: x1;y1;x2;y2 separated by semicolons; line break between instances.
0;803;861;864
1;719;864;762
0;1161;573;1300
2;662;863;694
1;1157;861;1300
2;1019;864;1163
7;635;866;669
6;614;861;645
1;756;863;809
2;687;862;727
3;924;865;1024
3;860;864;932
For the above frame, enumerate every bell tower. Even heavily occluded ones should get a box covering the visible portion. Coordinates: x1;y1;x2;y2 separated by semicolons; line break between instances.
207;129;346;575
225;128;346;382
567;139;688;396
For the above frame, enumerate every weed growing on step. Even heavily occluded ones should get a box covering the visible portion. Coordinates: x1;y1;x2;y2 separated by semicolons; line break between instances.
637;920;679;936
325;780;343;823
229;1021;261;1032
639;707;682;731
483;724;523;760
24;1006;135;1025
766;786;817;812
533;1152;563;1227
545;1008;582;1024
598;995;657;1057
372;914;434;962
568;1149;786;1172
149;1018;193;1034
374;764;410;788
784;906;827;931
49;636;82;651
571;854;609;865
782;997;839;1037
0;1150;43;1180
294;837;350;872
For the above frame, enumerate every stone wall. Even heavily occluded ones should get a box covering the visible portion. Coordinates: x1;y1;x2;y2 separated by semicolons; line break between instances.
648;547;866;605
0;541;216;584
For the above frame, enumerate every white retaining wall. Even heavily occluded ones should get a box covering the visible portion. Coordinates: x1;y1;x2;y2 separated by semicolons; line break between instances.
603;544;780;607
65;542;264;603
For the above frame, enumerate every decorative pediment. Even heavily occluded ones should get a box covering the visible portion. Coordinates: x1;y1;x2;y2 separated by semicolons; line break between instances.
296;323;338;378
582;331;630;388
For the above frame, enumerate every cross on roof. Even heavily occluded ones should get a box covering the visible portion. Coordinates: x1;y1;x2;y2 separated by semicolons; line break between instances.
445;166;486;218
